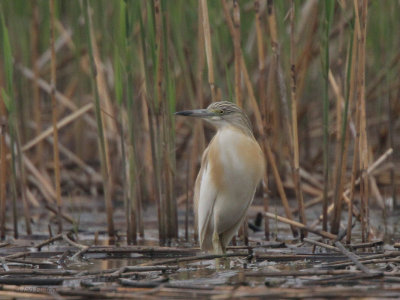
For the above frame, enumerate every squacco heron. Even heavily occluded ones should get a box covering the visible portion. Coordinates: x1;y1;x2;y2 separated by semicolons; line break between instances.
176;101;265;254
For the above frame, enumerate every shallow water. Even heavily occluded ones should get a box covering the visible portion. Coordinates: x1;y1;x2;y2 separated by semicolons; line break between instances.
1;198;399;298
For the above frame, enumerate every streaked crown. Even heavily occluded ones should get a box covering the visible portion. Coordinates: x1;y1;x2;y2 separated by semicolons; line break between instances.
207;101;253;136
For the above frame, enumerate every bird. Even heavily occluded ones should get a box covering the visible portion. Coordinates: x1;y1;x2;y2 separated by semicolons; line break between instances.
176;101;265;254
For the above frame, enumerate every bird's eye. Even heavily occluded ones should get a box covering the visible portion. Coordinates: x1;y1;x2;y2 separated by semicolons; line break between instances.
217;109;224;115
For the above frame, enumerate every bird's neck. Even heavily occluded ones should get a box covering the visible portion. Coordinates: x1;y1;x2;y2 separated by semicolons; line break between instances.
216;124;255;140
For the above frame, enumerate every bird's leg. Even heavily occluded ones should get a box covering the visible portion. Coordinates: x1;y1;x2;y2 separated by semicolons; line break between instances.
219;234;230;269
212;230;224;255
219;233;227;254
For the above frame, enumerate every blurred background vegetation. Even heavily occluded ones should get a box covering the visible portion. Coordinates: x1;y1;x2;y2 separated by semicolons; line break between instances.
0;0;398;245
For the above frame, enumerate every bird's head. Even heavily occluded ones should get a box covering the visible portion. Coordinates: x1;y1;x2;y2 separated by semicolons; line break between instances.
175;101;253;134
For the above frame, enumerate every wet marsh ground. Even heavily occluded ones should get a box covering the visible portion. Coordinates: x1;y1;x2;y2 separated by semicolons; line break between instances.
1;199;400;299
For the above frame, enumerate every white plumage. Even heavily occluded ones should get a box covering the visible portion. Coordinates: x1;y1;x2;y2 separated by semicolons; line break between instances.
176;101;265;254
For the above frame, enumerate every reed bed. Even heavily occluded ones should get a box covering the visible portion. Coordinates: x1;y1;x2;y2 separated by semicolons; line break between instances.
0;0;398;249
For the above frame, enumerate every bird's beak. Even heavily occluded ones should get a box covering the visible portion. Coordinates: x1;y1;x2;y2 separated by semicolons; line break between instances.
175;109;215;118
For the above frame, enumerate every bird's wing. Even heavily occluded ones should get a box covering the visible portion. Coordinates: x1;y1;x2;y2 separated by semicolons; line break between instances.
193;146;208;218
194;144;218;250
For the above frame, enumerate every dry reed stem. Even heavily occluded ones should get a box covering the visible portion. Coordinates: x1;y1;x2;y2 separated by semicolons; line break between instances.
0;59;6;240
233;0;242;107
138;44;151;240
151;0;166;244
312;148;393;231
154;0;163;109
50;0;63;233
14;131;31;235
22;156;75;224
254;0;266;105
35;26;72;70
294;1;318;101
290;0;306;238
265;212;336;240
138;45;154;210
31;0;42;168
267;0;292;147
387;96;396;208
89;22;114;181
157;0;178;241
23;154;56;201
254;0;269;240
83;0;114;238
334;241;372;274
330;6;359;235
0;118;6;239
17;64;97;129
45;135;102;182
330;70;343;197
191;0;207;243
200;0;216;101
17;103;93;156
138;91;149;239
265;142;297;236
351;1;363;239
354;0;369;242
25;189;39;208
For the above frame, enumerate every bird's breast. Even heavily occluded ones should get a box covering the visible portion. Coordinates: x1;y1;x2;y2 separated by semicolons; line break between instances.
208;127;264;191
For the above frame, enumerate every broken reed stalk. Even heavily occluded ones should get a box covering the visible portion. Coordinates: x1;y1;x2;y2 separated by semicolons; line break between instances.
15;103;93;156
82;0;114;238
31;0;42;168
50;0;63;234
356;0;369;242
265;212;336;240
311;148;393;231
322;0;334;232
200;0;216;101
289;0;306;238
254;0;270;240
